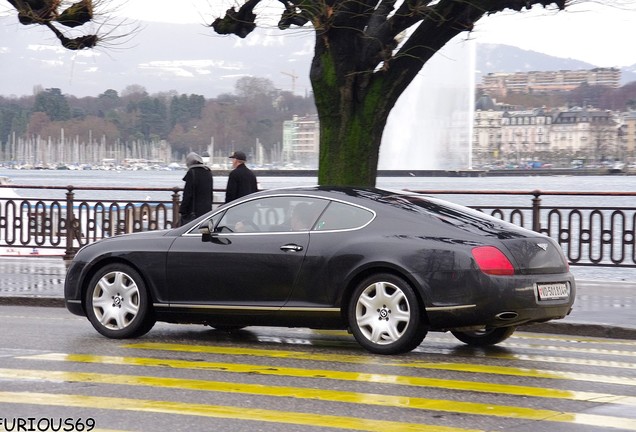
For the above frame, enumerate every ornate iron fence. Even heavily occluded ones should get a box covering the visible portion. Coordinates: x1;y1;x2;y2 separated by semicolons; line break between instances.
0;184;227;259
409;189;636;268
1;184;635;267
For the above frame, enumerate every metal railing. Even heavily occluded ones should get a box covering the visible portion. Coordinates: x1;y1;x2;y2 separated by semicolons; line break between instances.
1;184;635;267
409;189;636;268
0;184;228;260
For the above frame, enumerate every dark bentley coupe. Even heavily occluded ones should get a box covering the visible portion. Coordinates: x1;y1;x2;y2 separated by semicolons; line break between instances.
64;187;575;354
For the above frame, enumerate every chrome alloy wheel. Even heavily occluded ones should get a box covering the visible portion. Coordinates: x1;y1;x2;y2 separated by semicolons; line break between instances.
85;264;155;339
91;270;140;330
354;281;412;345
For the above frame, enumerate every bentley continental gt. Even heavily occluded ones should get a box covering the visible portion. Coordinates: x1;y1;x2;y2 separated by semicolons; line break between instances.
64;187;575;354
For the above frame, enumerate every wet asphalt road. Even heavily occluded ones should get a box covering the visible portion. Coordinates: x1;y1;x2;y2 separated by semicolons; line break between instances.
1;305;635;432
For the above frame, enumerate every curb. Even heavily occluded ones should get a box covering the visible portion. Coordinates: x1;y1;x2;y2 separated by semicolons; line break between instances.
0;296;65;308
2;296;636;341
522;322;636;340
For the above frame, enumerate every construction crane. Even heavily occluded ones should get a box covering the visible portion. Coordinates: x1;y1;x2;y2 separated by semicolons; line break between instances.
281;71;298;94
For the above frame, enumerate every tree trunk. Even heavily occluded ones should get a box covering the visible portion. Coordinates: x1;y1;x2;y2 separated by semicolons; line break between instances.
311;40;396;187
314;87;387;187
308;8;457;187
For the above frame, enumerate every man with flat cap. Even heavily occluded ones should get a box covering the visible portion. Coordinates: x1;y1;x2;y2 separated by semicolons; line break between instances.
225;150;258;203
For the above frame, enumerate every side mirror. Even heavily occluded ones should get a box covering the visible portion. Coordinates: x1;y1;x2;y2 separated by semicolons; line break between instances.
199;220;215;242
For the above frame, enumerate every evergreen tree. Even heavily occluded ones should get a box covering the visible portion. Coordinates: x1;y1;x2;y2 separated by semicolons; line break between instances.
33;88;71;121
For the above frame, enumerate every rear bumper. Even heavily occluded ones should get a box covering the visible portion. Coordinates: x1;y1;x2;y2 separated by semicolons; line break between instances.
424;273;576;330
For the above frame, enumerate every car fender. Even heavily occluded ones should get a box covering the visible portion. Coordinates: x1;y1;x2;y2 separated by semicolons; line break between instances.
65;233;178;308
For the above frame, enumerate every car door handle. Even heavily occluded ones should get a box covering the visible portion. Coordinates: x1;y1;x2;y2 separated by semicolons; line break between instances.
280;244;304;252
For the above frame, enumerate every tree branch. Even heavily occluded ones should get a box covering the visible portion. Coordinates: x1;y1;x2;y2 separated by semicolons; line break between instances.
6;0;98;49
277;0;310;29
373;0;571;122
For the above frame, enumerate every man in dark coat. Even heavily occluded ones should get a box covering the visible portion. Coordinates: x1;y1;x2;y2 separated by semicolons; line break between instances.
225;151;258;203
179;152;213;225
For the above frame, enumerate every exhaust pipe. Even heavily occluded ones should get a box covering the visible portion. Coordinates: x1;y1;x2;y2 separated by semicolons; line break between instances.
496;311;518;321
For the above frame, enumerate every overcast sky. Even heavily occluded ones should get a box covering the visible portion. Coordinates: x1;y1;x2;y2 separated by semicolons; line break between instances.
109;0;636;68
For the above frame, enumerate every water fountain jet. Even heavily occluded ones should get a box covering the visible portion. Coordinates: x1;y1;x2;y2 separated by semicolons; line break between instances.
379;37;475;171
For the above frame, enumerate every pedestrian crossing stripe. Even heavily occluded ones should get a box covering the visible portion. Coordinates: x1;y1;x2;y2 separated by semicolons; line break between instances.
0;391;482;432
6;335;636;431
2;367;636;429
414;346;636;369
512;332;636;346
129;339;636;364
20;353;636;405
121;342;636;385
501;341;636;357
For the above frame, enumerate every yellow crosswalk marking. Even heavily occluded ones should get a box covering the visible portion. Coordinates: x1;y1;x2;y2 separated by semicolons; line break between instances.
501;341;636;357
513;333;636;346
2;367;636;428
0;369;636;427
21;353;636;404
0;391;482;432
415;347;636;369
6;335;635;430
122;342;636;386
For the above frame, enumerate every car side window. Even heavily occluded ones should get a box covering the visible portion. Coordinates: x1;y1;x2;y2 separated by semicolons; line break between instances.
215;196;328;233
288;199;328;231
315;201;374;231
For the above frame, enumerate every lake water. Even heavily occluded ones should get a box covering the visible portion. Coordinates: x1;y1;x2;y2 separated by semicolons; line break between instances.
1;168;635;282
3;169;636;208
3;168;636;187
3;168;636;194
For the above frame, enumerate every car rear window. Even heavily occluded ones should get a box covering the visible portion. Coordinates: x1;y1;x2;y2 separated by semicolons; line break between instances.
382;194;527;238
315;201;374;231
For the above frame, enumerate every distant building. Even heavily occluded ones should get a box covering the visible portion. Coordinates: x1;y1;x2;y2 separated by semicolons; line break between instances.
619;111;636;160
473;95;623;166
473;95;504;165
480;68;621;97
550;108;616;159
501;108;552;163
282;115;320;167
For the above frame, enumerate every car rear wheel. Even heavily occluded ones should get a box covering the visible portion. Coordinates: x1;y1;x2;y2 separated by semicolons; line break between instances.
84;263;155;339
348;273;427;355
451;326;516;346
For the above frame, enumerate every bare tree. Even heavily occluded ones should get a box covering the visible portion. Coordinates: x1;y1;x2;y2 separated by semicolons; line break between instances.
211;0;577;185
5;0;98;49
6;0;611;185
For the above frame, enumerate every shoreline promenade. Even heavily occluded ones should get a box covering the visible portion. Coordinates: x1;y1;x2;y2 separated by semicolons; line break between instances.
0;256;634;340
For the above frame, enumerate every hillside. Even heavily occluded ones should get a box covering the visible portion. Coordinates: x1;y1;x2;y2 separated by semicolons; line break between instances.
1;16;635;98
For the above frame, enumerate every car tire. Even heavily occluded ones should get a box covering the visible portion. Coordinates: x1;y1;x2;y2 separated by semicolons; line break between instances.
348;273;427;355
451;326;516;346
84;263;155;339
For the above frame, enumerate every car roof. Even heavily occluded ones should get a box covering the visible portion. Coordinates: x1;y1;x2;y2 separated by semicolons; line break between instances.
253;186;413;199
240;186;425;212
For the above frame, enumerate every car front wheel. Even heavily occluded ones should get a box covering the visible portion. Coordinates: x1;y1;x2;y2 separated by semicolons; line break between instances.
85;263;155;339
348;273;427;355
451;326;516;346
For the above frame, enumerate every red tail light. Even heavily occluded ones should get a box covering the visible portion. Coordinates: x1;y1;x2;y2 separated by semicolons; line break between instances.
472;246;515;276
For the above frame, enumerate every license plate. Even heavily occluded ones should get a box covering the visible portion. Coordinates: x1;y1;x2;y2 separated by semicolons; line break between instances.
536;282;570;301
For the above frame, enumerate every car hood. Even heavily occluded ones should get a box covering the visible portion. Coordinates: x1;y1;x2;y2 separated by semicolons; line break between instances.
101;229;174;242
75;229;173;255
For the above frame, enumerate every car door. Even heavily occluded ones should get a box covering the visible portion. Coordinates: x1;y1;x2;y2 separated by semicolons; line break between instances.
165;195;326;307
